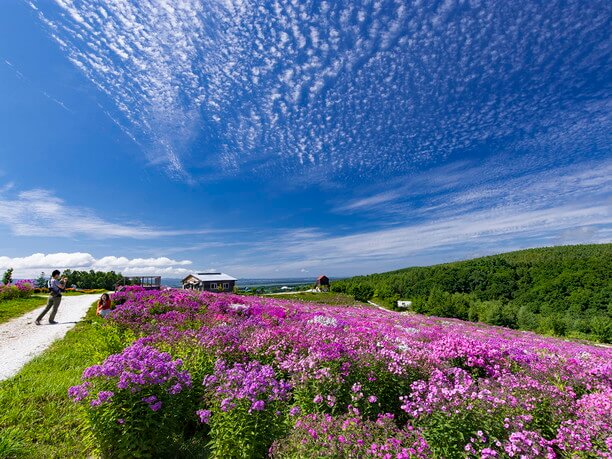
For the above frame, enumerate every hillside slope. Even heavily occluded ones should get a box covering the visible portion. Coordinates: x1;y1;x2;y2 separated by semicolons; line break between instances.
332;244;612;342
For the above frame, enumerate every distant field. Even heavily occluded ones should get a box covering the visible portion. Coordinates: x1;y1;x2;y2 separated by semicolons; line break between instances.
263;291;369;306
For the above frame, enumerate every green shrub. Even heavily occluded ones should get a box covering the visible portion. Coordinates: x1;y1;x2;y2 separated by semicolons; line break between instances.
0;285;32;303
61;269;124;290
590;316;612;343
350;284;374;302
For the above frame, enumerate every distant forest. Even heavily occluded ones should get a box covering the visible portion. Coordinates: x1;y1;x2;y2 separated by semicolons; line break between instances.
332;244;612;343
60;269;124;291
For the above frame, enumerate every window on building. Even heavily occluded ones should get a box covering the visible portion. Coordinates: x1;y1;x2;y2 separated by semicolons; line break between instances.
210;283;217;289
223;283;229;289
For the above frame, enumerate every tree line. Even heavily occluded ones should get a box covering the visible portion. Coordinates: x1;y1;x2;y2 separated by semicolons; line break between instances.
332;244;612;343
31;269;126;291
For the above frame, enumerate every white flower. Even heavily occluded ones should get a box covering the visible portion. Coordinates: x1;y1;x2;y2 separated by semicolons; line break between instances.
308;315;337;327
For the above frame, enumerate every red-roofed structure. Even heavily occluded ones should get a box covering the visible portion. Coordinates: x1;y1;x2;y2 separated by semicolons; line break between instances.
314;275;330;291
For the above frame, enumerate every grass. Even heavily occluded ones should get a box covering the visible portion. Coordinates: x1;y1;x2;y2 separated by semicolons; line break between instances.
0;297;46;325
370;296;403;310
0;303;110;458
263;291;370;306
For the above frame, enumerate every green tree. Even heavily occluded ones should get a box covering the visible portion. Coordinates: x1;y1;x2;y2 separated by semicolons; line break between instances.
351;284;374;302
449;293;471;320
61;269;124;290
426;287;450;316
2;268;13;285
35;272;47;289
590;316;611;343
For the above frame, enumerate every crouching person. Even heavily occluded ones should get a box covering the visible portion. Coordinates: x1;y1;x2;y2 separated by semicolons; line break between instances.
96;293;112;318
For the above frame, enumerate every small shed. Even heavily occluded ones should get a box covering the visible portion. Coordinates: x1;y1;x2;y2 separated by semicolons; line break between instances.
397;300;413;309
314;275;330;292
181;272;237;292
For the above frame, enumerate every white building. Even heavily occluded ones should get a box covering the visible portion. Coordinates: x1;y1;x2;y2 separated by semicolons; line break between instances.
181;272;237;292
397;300;413;308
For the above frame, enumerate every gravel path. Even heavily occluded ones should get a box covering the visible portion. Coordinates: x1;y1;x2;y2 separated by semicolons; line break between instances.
0;294;100;381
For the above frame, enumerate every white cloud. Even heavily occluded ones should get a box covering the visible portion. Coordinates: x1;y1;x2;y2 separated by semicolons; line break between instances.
93;256;192;269
219;158;612;276
336;191;402;212
334;157;612;220
223;200;611;277
3;59;72;112
0;252;192;278
32;0;206;178
0;187;214;239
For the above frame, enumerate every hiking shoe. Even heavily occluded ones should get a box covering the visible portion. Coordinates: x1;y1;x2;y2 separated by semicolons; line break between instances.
35;320;41;325
48;320;58;324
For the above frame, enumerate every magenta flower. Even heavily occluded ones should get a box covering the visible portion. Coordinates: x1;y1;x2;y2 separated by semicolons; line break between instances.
251;400;265;411
197;409;212;424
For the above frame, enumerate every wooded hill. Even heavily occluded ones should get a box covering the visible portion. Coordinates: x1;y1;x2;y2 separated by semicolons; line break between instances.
332;244;612;342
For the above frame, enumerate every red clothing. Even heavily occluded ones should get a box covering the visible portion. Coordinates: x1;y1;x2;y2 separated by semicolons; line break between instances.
96;298;112;316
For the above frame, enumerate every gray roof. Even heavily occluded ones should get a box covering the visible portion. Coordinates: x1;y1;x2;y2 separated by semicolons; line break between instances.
182;272;237;282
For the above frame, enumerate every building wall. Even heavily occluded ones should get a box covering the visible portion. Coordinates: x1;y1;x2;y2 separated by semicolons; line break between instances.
183;280;235;292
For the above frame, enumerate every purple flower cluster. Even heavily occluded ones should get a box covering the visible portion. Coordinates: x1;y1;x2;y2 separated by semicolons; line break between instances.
400;367;475;417
203;359;291;414
69;341;191;408
109;289;210;333
68;381;91;403
556;388;612;456
196;409;212;424
270;412;431;458
14;279;35;291
142;395;163;412
0;279;34;301
504;431;555;458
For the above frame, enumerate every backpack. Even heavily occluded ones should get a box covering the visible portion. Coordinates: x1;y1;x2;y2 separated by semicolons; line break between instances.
48;279;61;297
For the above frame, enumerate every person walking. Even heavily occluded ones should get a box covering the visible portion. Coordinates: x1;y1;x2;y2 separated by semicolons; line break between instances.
35;270;67;325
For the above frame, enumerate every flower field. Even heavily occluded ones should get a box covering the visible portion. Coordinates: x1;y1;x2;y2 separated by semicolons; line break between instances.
70;288;611;458
0;279;33;302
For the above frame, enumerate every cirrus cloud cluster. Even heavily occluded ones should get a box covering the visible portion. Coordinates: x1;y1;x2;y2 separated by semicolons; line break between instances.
31;0;611;179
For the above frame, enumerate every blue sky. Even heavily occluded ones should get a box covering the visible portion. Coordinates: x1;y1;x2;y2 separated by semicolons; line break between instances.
0;0;610;279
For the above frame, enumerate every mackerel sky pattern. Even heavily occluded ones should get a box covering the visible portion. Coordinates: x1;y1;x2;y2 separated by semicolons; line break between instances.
32;0;611;179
